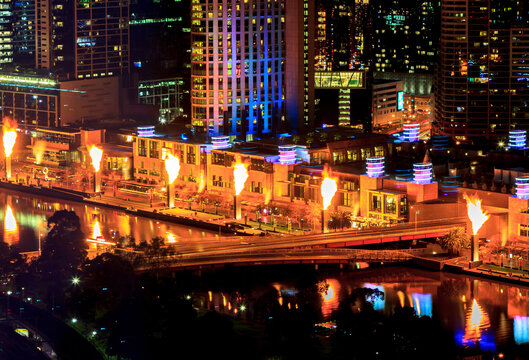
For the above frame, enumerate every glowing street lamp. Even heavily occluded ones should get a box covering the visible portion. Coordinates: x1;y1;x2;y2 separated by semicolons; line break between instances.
233;156;249;220
2;118;17;180
464;193;489;263
89;146;103;193
320;167;337;233
164;152;180;208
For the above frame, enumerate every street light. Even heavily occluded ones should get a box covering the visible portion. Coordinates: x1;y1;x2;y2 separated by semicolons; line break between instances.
72;277;80;285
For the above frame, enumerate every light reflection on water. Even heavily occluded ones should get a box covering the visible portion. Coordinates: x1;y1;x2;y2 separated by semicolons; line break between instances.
202;267;529;352
0;190;217;251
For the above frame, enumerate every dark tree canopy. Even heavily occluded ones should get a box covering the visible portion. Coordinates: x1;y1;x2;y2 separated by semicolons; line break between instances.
38;210;87;279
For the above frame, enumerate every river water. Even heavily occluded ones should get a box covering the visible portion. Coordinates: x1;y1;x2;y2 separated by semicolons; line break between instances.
201;266;529;355
0;189;217;252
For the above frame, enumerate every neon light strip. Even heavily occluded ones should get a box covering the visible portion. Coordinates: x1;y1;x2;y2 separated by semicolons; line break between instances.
366;157;385;177
87;238;116;246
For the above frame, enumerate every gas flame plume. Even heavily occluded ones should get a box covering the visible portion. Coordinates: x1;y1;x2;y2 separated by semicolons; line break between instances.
320;166;338;210
33;140;45;165
164;152;180;185
464;193;489;235
89;146;103;172
233;156;249;196
2;117;17;158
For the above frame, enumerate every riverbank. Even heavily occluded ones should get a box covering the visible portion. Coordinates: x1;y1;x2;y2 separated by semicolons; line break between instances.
0;181;244;235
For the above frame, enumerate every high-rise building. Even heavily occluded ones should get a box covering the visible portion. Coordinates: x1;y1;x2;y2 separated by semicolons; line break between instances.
129;0;190;80
313;0;371;128
191;0;285;138
372;0;438;74
434;0;529;143
0;0;13;64
36;0;130;81
13;0;34;66
285;0;315;133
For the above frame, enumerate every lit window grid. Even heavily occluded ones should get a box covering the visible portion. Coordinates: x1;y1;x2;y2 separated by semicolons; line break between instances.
75;0;130;79
138;79;184;121
191;0;284;136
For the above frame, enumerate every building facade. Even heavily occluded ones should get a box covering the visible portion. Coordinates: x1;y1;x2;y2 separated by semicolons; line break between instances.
434;0;529;143
0;0;13;64
191;0;285;138
372;0;438;74
35;0;130;81
138;78;187;124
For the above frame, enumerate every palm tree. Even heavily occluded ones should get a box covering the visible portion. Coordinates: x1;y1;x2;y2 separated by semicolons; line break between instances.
437;227;470;256
339;211;352;230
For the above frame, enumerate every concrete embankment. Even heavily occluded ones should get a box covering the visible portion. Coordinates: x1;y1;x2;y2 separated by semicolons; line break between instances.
0;181;238;234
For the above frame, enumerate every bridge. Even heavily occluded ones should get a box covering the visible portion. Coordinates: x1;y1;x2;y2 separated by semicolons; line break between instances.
135;248;427;271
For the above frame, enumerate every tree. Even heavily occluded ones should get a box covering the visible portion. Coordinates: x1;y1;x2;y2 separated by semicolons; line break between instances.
0;241;26;284
71;253;135;324
37;210;88;283
437;227;470;256
328;211;352;232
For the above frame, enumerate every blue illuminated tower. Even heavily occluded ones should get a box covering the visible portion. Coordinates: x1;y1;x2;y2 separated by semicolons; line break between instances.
191;0;285;138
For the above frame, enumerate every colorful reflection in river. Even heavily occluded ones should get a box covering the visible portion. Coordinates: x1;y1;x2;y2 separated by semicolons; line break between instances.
0;190;217;251
460;299;493;350
321;279;340;318
514;316;529;345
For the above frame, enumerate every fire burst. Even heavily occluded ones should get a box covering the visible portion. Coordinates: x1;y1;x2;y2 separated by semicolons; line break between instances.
320;167;338;210
2;117;17;158
464;193;489;235
89;146;103;172
164;152;180;184
233;156;249;196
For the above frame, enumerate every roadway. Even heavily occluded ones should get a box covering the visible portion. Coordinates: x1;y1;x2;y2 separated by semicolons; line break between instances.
134;216;466;269
137;248;420;271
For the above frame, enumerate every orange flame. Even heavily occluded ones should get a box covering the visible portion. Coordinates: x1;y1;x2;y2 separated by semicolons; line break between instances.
2;118;17;158
166;232;176;243
164;152;180;185
89;146;103;172
233;156;249;196
4;205;17;232
33;140;46;164
320;166;338;210
464;193;489;235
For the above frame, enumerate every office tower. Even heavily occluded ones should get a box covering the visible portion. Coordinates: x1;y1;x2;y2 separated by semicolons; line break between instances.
285;0;315;133
0;0;13;64
191;0;285;138
434;0;529;143
36;0;130;81
373;0;438;74
13;0;34;66
129;0;190;80
313;0;370;128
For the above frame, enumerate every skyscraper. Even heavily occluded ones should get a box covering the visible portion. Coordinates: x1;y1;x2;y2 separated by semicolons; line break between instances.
285;0;315;133
191;0;285;138
36;0;130;81
372;0;438;74
434;0;529;143
0;0;13;64
13;0;34;66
